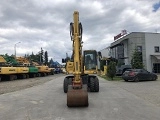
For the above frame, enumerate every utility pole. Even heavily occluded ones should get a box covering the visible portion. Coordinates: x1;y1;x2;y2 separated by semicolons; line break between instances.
14;42;21;57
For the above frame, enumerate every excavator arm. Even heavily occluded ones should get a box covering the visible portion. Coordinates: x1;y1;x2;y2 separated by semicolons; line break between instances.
71;11;82;88
66;11;88;107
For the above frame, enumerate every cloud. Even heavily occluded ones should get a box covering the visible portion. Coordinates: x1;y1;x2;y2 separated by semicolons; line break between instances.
0;0;160;63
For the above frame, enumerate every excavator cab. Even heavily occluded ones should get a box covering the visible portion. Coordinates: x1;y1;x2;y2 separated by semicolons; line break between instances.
84;50;98;74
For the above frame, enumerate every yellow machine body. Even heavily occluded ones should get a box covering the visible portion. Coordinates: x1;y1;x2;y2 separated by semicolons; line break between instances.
66;61;74;74
0;67;17;74
16;57;30;64
0;56;7;63
16;67;29;73
36;65;50;73
0;56;17;75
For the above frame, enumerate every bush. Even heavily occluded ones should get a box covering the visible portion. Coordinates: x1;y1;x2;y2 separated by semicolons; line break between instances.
100;60;106;71
107;61;116;80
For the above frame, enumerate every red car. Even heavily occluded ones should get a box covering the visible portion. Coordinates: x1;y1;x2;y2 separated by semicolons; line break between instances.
122;69;158;82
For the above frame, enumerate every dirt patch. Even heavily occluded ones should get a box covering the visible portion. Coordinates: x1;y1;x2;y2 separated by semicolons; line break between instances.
0;74;64;95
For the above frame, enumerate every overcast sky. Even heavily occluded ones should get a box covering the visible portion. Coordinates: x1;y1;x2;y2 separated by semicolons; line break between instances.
0;0;160;63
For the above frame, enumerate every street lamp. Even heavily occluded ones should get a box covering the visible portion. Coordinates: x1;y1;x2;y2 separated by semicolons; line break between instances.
14;42;21;57
38;51;42;63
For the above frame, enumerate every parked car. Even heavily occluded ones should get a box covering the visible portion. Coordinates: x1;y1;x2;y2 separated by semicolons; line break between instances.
122;69;158;82
116;65;132;76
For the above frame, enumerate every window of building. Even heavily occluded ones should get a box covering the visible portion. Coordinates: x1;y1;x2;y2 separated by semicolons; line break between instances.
137;46;142;52
154;46;159;53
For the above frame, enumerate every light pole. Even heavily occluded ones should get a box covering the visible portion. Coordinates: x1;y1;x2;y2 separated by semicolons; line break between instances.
14;42;21;57
39;51;41;63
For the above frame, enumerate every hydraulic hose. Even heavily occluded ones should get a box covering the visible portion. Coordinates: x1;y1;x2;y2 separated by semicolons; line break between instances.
79;22;83;40
70;22;74;41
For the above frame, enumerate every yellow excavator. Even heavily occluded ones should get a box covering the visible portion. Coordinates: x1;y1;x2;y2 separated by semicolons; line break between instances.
0;56;18;81
63;11;99;107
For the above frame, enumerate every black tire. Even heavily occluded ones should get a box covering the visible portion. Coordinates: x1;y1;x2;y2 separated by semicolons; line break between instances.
33;74;36;78
9;75;15;81
90;77;95;92
14;75;17;80
38;73;41;77
94;77;99;92
63;78;69;93
22;74;26;79
152;76;157;81
26;74;29;78
124;79;128;82
134;77;139;82
51;70;54;75
44;73;47;76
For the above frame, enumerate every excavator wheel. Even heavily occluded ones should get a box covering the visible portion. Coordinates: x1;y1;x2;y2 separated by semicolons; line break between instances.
94;77;99;92
89;77;99;92
67;85;88;107
90;77;95;92
63;78;68;93
63;78;72;93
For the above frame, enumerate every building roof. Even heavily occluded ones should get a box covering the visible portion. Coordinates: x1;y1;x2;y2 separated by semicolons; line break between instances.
110;32;160;48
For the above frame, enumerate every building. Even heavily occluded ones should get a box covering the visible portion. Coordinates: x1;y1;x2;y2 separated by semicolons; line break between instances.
99;47;110;59
109;32;160;73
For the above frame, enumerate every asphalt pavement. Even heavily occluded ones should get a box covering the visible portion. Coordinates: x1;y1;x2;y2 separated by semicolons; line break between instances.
0;75;160;120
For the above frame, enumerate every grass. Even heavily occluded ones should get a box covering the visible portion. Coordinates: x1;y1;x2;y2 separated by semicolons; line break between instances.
99;75;123;81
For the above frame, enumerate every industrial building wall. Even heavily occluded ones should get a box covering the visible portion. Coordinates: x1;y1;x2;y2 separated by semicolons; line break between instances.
145;33;160;72
124;33;145;67
100;48;110;58
122;40;129;65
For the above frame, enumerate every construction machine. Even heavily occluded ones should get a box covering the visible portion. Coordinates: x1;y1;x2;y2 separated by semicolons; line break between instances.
65;50;100;75
0;56;18;81
63;11;99;107
16;57;39;77
65;61;74;74
16;57;54;77
2;55;29;79
32;61;53;76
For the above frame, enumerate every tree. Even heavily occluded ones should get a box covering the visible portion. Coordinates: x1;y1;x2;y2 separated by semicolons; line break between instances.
30;52;39;62
107;61;116;80
131;49;144;69
49;58;54;67
40;47;44;63
44;51;48;65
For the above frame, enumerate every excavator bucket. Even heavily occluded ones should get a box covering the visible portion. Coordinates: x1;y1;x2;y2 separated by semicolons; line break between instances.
67;85;88;107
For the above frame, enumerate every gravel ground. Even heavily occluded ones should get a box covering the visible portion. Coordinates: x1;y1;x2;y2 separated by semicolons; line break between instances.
0;74;65;95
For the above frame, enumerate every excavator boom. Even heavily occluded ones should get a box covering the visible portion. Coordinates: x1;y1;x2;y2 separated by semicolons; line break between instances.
67;11;88;107
63;11;99;107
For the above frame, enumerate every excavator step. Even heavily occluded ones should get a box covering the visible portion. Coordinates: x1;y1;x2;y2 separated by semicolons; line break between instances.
67;85;88;107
